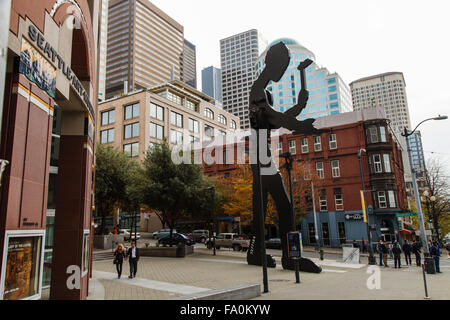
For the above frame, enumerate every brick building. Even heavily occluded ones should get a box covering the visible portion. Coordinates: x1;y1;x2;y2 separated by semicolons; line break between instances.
203;108;408;248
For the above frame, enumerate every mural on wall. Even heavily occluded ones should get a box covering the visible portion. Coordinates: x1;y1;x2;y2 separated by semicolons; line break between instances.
19;39;57;98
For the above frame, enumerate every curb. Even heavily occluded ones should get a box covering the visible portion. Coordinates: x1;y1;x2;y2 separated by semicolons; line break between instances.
171;283;261;300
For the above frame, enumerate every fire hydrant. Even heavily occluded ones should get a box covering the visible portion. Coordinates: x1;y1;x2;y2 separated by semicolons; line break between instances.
319;248;324;261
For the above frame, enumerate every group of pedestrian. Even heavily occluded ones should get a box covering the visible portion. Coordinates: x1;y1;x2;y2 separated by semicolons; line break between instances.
113;241;140;279
376;239;442;272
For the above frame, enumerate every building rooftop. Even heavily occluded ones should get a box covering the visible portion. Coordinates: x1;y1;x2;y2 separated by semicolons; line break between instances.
350;72;406;86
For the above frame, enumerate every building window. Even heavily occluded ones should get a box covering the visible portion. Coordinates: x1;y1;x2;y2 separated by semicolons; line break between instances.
185;100;196;111
380;126;387;142
331;160;340;178
329;134;337;150
338;222;346;244
231;120;237;130
383;154;392;173
205;108;214;120
308;223;316;244
101;109;115;126
189;118;199;133
167;91;182;105
276;142;283;155
205;125;214;138
190;135;200;144
378;191;387;208
319;189;327;211
316;162;324;179
124;103;139;120
218;114;227;125
170;129;183;145
124;143;139;158
388;191;396;208
170;111;183;128
124;122;139;139
367;126;378;143
150;122;164;140
322;223;330;246
314;136;322;152
100;128;114;144
150;103;164;121
301;138;308;153
289;140;296;154
373;154;382;173
334;188;344;211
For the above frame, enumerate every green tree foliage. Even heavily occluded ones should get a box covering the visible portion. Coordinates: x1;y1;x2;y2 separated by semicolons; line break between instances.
95;144;141;233
140;141;210;244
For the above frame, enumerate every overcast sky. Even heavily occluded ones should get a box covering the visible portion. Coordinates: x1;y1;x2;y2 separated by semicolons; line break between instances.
152;0;450;174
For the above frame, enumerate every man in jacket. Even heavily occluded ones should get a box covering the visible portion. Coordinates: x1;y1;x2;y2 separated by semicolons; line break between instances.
430;241;442;273
392;241;402;268
127;241;140;279
377;240;384;266
402;240;412;266
412;240;421;266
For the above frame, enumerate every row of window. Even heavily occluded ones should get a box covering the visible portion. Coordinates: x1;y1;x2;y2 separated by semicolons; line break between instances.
281;134;337;155
101;104;140;126
312;188;396;212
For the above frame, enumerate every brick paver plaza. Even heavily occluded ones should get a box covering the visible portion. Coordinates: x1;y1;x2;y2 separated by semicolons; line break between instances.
87;247;450;300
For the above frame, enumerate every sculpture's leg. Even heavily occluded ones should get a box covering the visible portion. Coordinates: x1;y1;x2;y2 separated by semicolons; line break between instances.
247;165;276;267
265;172;296;269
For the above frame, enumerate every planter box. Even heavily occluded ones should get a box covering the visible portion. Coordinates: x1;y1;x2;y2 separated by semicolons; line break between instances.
140;246;194;258
94;235;125;250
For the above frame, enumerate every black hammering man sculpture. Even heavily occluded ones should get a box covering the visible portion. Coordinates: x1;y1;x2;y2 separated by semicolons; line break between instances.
247;41;326;273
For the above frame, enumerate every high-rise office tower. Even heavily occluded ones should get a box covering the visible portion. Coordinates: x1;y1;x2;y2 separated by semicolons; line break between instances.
350;72;411;133
98;0;109;102
202;66;222;107
183;39;197;88
220;29;268;130
106;0;184;99
350;72;421;189
256;38;352;120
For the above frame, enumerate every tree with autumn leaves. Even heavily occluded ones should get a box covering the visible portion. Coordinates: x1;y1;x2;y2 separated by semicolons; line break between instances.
221;160;323;229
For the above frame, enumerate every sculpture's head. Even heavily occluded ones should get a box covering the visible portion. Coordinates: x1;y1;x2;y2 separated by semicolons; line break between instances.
264;42;290;82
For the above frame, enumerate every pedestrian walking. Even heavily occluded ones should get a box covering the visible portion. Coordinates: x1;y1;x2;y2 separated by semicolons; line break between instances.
361;238;367;253
352;240;360;249
412;240;422;266
113;244;126;279
377;240;384;266
127;241;140;279
402;240;412;266
430;241;442;273
392;241;402;268
388;242;394;259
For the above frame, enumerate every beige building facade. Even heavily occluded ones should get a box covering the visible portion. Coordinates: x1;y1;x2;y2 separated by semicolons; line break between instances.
97;80;240;162
105;0;184;99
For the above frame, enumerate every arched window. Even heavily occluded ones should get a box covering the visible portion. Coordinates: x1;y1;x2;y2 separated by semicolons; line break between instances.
204;108;214;120
218;114;227;125
230;120;237;130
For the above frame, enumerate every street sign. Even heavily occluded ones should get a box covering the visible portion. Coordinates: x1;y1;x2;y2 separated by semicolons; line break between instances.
345;213;363;221
287;232;302;258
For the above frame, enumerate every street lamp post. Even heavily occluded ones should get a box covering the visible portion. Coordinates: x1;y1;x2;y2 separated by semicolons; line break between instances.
358;149;377;265
422;190;438;242
402;115;447;275
206;186;216;256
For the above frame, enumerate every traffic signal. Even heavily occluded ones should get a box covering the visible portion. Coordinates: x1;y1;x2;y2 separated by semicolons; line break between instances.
428;217;433;223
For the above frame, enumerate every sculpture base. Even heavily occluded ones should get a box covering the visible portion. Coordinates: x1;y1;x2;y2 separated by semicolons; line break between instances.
247;253;276;268
282;257;322;273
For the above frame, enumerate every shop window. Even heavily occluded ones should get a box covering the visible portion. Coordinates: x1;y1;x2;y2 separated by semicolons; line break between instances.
308;223;317;244
338;222;346;244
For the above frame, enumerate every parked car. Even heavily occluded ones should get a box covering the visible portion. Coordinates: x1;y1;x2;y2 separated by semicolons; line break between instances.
153;228;177;239
205;233;249;251
192;229;210;243
265;238;282;249
158;233;194;246
445;238;450;251
119;229;141;241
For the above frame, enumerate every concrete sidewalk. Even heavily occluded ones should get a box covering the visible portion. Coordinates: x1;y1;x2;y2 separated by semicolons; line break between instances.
89;248;450;300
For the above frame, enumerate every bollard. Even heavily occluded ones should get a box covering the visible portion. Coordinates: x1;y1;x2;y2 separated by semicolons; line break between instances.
320;248;324;261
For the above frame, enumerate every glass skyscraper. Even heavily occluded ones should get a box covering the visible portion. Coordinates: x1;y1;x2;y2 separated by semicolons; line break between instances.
201;66;222;107
256;38;352;120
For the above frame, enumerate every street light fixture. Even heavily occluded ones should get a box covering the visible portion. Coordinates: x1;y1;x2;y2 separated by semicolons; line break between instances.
357;149;377;265
401;114;447;275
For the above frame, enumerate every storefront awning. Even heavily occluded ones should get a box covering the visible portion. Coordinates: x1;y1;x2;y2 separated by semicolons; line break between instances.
400;229;413;235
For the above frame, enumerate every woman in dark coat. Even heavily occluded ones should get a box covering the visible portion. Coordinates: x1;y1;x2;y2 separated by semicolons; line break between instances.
114;244;126;279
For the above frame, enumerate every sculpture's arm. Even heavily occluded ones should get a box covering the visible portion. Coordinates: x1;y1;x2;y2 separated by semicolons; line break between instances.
284;89;308;118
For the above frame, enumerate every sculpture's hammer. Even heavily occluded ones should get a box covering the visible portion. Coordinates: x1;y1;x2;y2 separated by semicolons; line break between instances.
297;59;314;91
